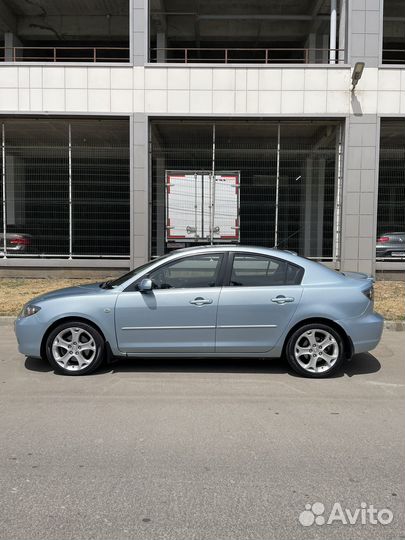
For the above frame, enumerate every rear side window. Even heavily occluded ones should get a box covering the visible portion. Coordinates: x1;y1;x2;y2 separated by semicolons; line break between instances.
229;254;303;287
286;263;304;285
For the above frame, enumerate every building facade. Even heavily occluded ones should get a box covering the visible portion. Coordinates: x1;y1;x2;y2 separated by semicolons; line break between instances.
0;0;404;275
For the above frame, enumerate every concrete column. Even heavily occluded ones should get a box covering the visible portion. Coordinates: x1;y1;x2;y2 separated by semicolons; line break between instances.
329;0;337;63
4;155;25;228
316;34;330;64
5;156;15;225
306;33;316;64
156;31;167;63
4;32;22;62
303;158;325;258
316;159;325;256
348;0;382;67
133;0;147;66
339;0;384;274
341;115;380;275
155;155;166;255
132;114;149;267
338;0;346;63
303;158;313;256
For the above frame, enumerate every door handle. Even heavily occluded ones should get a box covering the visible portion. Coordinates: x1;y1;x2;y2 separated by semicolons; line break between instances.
189;297;213;306
271;296;295;304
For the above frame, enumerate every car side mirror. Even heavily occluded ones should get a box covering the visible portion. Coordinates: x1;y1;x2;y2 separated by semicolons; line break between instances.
138;278;153;293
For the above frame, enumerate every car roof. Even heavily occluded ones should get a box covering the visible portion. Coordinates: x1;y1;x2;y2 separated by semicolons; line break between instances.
173;244;288;252
170;244;295;259
159;245;345;285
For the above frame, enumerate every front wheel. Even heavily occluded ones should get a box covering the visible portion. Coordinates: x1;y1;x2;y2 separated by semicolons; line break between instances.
285;323;345;378
45;322;105;375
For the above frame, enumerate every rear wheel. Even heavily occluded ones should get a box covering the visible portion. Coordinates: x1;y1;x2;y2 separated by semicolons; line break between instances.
285;323;345;378
46;322;104;375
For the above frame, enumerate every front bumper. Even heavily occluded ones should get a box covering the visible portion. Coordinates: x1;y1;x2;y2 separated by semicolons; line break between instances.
15;314;45;358
338;311;384;355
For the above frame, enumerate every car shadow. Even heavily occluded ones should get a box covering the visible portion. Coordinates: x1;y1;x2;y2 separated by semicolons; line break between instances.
25;356;53;373
25;352;381;378
342;352;382;377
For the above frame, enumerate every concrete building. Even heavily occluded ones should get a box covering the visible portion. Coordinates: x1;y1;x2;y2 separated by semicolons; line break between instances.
0;0;404;275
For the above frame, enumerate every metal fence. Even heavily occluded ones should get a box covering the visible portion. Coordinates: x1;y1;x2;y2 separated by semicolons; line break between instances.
377;119;405;260
382;49;405;64
0;47;130;63
150;120;343;262
149;47;345;64
383;0;405;65
0;118;130;259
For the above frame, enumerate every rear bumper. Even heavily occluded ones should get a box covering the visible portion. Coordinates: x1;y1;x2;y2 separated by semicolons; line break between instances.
337;312;384;355
376;248;405;257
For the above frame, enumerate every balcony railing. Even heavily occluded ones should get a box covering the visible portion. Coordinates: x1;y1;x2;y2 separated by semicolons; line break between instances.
0;46;130;63
382;49;405;64
150;47;346;64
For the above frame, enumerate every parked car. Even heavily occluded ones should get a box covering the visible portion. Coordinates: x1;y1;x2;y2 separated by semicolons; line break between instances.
376;232;405;258
0;232;33;256
15;245;384;378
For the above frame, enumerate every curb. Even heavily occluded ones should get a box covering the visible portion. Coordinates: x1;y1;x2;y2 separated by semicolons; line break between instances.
0;317;404;331
0;316;15;326
383;320;405;332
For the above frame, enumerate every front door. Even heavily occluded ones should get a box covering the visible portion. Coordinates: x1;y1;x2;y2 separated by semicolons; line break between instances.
115;253;224;353
216;253;303;353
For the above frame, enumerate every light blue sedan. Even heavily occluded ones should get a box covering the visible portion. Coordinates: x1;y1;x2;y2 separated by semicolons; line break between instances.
15;246;384;378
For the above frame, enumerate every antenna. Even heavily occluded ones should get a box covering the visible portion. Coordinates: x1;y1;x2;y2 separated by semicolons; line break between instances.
274;227;302;249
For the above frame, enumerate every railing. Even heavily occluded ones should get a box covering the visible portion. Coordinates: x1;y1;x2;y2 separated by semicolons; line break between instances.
0;46;130;63
150;47;346;64
382;49;405;64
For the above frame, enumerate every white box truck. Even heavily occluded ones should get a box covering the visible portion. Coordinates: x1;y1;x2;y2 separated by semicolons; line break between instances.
166;170;240;243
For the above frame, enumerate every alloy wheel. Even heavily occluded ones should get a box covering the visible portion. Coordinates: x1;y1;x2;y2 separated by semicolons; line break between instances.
51;327;97;372
294;328;339;374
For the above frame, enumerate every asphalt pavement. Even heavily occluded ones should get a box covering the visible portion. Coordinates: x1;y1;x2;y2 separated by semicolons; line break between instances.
0;324;404;540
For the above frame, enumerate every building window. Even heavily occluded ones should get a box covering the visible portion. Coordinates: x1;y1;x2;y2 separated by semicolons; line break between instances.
382;0;405;64
150;119;343;261
0;1;129;63
377;119;405;260
149;0;345;64
0;118;130;259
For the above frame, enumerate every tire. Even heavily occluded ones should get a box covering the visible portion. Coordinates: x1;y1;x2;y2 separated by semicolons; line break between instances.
285;323;345;378
45;321;105;376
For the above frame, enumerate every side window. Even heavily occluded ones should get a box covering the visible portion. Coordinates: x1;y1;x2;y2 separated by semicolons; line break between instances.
148;254;223;289
286;263;304;285
230;254;287;287
229;254;303;287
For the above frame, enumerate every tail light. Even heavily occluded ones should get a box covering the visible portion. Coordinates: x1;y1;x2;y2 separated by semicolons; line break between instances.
378;236;389;243
10;237;31;246
363;287;374;302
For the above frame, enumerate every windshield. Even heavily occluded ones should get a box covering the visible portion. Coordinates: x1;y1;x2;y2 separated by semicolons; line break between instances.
104;254;171;288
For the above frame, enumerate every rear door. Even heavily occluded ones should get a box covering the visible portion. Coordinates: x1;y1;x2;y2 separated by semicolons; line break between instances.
215;253;303;353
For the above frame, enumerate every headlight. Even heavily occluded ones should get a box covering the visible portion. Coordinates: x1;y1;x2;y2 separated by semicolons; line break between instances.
20;304;41;318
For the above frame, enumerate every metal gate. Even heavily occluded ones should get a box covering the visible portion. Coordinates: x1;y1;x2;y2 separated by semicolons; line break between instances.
0;118;130;259
150;120;343;263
